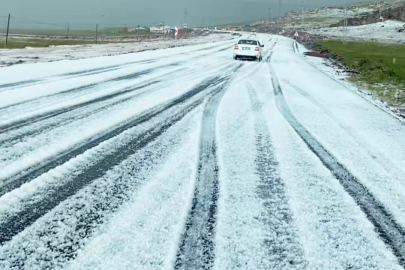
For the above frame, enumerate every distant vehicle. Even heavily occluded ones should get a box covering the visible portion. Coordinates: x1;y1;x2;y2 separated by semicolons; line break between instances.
233;39;264;61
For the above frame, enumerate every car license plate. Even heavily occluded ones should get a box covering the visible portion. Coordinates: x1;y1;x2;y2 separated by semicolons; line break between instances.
242;47;250;50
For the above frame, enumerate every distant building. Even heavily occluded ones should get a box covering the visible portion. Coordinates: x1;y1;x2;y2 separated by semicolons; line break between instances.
150;25;171;34
149;26;160;33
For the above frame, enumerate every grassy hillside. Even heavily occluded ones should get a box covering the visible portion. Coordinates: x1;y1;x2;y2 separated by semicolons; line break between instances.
2;39;98;49
0;28;150;37
318;39;405;105
1;38;138;49
209;21;255;29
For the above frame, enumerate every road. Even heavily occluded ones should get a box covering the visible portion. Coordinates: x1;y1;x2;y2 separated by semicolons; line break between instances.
0;34;405;270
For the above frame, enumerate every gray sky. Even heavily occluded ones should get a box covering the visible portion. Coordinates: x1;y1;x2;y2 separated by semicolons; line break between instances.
1;0;371;29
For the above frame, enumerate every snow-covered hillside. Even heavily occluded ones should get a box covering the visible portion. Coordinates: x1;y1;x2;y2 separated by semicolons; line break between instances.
309;20;405;43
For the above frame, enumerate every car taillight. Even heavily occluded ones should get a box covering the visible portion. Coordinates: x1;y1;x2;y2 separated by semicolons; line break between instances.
235;46;239;50
255;47;260;51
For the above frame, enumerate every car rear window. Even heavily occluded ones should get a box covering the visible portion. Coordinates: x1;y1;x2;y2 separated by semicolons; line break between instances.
238;40;258;45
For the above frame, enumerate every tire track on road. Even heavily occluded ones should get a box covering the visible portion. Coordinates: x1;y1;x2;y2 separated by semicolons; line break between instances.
0;80;162;146
0;100;203;270
0;59;232;146
63;41;231;78
174;66;239;270
0;63;187;133
0;44;234;127
0;62;177;113
0;71;238;245
0;42;233;93
0;79;39;90
0;59;155;92
284;80;405;186
269;63;405;267
0;78;162;135
247;83;307;269
0;69;236;196
62;59;155;77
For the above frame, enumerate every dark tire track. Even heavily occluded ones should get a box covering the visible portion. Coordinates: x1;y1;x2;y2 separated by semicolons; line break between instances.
0;80;39;90
0;42;232;94
0;80;161;146
62;59;156;77
0;63;188;133
0;72;233;197
0;103;201;270
247;84;307;268
174;68;238;270
0;45;233;126
0;75;155;133
0;96;200;246
0;60;221;145
0;62;175;113
0;80;161;142
0;59;156;92
0;72;237;245
2;61;223;144
269;64;405;267
63;45;232;78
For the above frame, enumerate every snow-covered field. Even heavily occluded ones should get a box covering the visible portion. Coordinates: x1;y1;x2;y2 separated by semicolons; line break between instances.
1;34;405;270
309;20;405;43
0;33;234;67
271;0;404;30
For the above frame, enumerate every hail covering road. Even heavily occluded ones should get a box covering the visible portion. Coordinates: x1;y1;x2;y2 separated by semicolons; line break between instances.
0;34;405;270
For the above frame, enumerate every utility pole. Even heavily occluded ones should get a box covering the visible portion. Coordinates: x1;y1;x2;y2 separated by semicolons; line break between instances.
278;0;282;33
343;5;348;44
65;23;70;36
268;7;272;21
95;24;98;44
301;0;305;26
5;13;10;48
267;7;272;33
184;8;188;28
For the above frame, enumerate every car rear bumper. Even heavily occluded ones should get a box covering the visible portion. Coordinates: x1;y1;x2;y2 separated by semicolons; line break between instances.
234;51;260;57
234;52;260;59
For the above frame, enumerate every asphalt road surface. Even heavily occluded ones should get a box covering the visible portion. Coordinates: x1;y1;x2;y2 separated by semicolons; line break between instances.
1;34;405;270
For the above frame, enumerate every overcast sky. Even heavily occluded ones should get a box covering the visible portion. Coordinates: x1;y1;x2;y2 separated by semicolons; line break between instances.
1;0;372;29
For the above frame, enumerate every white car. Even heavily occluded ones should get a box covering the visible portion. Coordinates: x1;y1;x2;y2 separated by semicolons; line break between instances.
233;39;264;61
